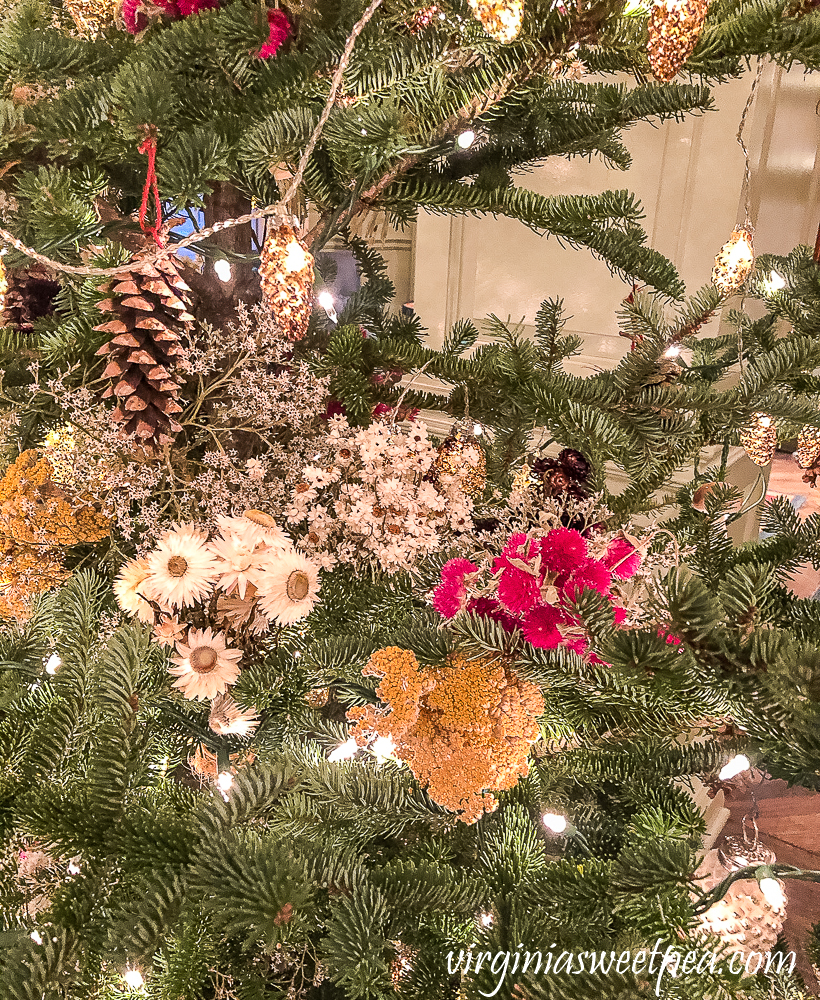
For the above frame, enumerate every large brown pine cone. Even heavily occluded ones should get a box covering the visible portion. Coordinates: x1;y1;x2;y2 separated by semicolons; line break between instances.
94;254;193;448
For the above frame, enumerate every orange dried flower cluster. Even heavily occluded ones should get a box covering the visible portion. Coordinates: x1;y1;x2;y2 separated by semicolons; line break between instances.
348;646;544;824
0;450;110;619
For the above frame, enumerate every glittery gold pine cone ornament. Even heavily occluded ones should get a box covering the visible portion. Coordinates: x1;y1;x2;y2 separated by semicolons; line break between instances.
467;0;523;42
740;413;776;466
64;0;118;36
432;425;487;498
259;223;315;341
647;0;708;82
694;847;786;965
712;225;755;296
795;425;820;487
94;253;193;448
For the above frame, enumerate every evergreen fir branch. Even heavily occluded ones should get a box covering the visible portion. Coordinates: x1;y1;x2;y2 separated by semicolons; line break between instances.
197;758;301;840
321;878;393;999
0;926;81;1000
191;831;313;950
370;859;486;914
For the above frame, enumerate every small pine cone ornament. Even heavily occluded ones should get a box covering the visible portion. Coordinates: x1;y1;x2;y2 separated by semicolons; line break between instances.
431;422;486;498
647;0;709;83
94;253;194;448
2;262;60;332
694;844;786;966
795;425;820;487
467;0;523;42
740;413;776;466
259;223;314;341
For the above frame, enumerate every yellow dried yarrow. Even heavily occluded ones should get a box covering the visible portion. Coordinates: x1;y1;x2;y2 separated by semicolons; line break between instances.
349;647;543;823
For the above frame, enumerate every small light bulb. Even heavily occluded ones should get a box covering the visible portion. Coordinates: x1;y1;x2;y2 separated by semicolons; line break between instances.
318;290;338;323
759;877;785;909
371;735;397;762
30;930;43;944
457;130;476;149
479;911;493;927
718;754;750;781
123;969;145;990
67;861;81;875
768;270;786;291
328;737;359;763
45;654;61;675
216;772;233;793
213;259;232;282
542;812;568;834
663;345;681;358
472;423;483;436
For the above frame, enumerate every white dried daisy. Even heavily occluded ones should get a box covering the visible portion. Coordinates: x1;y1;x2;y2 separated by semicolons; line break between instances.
145;524;218;608
113;558;155;624
255;549;320;625
169;627;242;701
209;692;259;736
208;532;262;600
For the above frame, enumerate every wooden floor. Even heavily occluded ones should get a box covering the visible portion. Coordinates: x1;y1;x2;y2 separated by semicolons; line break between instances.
717;452;820;994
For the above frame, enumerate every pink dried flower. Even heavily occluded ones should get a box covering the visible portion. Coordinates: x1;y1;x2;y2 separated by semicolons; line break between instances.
492;532;539;574
432;558;478;618
467;596;519;633
540;527;587;575
563;559;611;599
258;7;292;59
563;633;588;656
521;604;563;649
497;565;541;615
372;403;393;421
603;538;641;579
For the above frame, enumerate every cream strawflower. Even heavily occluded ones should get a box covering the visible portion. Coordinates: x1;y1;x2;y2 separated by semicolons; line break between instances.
169;627;242;701
208;532;262;600
255;549;320;625
145;524;218;608
113;558;155;624
152;616;187;648
209;692;259;736
240;509;291;550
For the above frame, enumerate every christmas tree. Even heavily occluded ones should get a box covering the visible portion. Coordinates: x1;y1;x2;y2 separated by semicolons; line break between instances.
1;0;820;998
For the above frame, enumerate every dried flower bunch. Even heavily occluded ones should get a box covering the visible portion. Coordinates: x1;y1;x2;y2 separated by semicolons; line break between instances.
287;415;474;573
0;449;110;619
432;526;642;658
44;303;330;545
348;646;544;824
114;511;320;716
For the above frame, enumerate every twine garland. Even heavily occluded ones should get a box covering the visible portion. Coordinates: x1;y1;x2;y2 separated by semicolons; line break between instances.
0;0;384;278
